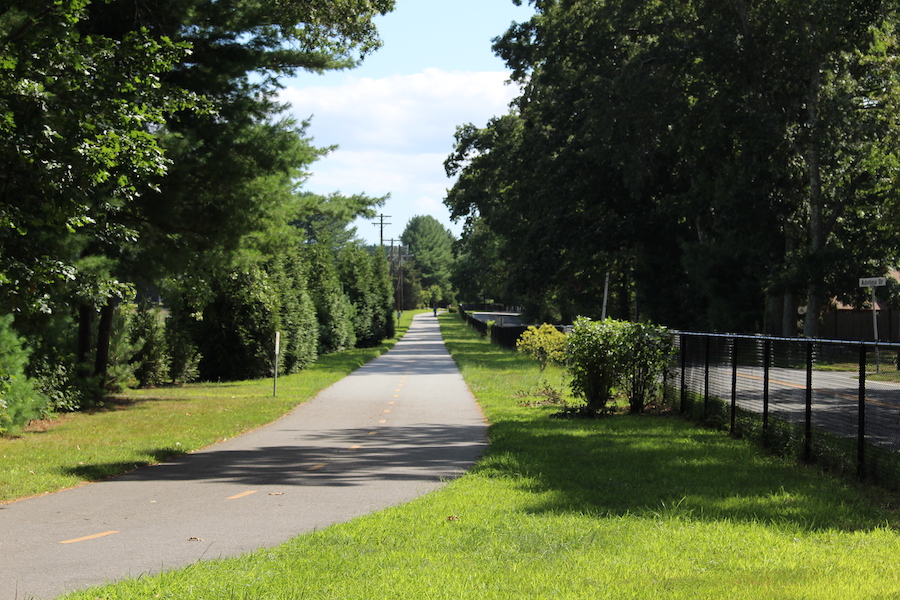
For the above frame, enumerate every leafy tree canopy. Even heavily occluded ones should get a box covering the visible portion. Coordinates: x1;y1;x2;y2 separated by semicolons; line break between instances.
446;0;900;333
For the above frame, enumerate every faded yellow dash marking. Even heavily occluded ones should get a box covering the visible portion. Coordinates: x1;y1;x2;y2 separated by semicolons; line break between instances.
379;419;387;424
350;445;361;450
307;463;327;471
388;401;395;405
226;490;258;500
368;430;378;435
59;531;120;544
383;409;391;413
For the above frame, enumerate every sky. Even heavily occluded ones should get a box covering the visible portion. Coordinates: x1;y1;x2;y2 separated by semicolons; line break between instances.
277;0;536;246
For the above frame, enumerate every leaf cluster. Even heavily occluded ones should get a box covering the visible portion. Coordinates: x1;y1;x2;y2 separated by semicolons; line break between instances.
516;323;566;371
565;317;673;414
446;0;900;334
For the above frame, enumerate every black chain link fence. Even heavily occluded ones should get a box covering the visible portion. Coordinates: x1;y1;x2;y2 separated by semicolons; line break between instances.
665;332;900;490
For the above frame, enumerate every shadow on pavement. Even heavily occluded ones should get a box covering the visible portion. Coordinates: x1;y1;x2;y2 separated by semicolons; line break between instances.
65;424;486;488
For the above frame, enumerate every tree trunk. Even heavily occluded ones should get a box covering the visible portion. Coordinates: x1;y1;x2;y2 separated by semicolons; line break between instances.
803;64;825;338
93;299;116;395
782;293;796;337
764;294;781;336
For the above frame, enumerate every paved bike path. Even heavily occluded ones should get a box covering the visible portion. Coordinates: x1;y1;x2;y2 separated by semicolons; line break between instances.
0;314;487;599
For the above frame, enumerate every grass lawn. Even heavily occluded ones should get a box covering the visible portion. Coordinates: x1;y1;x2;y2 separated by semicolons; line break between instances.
0;311;425;504
11;312;900;598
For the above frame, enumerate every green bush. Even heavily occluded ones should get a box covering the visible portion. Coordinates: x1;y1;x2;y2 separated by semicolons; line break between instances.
164;300;202;384
103;303;143;393
130;302;170;387
0;315;49;434
306;244;355;354
621;322;675;413
565;318;631;413
565;318;673;414
165;318;202;384
338;244;385;348
268;254;318;373
516;323;567;371
195;267;279;381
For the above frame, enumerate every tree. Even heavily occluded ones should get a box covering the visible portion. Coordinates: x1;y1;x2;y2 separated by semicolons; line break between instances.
338;243;395;347
450;217;509;306
446;0;900;333
0;1;197;315
400;215;456;304
1;0;397;398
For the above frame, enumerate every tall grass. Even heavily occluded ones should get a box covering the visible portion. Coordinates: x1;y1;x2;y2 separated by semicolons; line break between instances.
42;313;900;597
0;311;423;503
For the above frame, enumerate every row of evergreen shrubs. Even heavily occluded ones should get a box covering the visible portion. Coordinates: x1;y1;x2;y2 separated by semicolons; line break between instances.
0;244;394;434
516;317;674;414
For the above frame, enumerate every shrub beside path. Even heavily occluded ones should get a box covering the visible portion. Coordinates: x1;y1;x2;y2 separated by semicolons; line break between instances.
0;314;487;600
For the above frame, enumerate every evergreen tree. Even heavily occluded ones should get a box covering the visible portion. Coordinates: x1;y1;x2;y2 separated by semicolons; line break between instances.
400;215;456;304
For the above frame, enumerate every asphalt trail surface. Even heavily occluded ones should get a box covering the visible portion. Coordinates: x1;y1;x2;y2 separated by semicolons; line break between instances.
0;314;487;599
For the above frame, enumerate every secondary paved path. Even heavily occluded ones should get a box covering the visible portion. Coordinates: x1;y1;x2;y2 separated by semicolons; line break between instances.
0;314;487;600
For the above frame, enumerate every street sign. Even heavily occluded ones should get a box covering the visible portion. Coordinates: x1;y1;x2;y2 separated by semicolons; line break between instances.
860;277;887;287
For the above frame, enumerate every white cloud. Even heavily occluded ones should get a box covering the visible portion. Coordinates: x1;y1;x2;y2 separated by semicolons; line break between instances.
280;69;520;152
278;69;519;244
307;150;446;195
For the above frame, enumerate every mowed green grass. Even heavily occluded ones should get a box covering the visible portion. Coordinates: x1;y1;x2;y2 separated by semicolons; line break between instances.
22;313;900;598
0;311;424;504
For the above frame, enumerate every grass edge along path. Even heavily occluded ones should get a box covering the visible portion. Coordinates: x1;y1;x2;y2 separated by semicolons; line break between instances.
52;314;900;598
0;311;427;504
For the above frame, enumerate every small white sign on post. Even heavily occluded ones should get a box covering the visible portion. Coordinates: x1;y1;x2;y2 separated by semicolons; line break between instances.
860;277;887;288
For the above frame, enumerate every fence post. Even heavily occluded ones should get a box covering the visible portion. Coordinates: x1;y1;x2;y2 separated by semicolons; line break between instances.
680;334;687;414
704;335;711;420
858;343;867;480
730;337;738;435
804;341;813;463
763;338;771;441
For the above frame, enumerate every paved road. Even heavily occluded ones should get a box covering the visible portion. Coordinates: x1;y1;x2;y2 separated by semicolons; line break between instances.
0;314;487;600
682;360;900;450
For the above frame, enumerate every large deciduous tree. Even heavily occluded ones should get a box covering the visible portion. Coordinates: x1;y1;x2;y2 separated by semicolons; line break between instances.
447;0;900;333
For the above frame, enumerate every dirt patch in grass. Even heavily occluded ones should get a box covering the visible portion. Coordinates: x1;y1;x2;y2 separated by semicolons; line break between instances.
22;413;77;434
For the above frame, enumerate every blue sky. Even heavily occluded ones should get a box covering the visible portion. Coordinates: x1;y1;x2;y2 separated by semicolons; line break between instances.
279;0;535;246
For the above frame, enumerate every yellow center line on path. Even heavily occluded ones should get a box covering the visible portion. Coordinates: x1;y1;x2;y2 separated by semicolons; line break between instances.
368;431;378;435
379;419;387;424
59;531;120;544
350;445;361;450
226;490;257;500
383;409;391;413
306;463;327;471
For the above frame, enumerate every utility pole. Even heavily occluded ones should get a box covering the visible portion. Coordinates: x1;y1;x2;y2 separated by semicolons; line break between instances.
373;214;392;247
398;244;404;317
386;241;413;319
